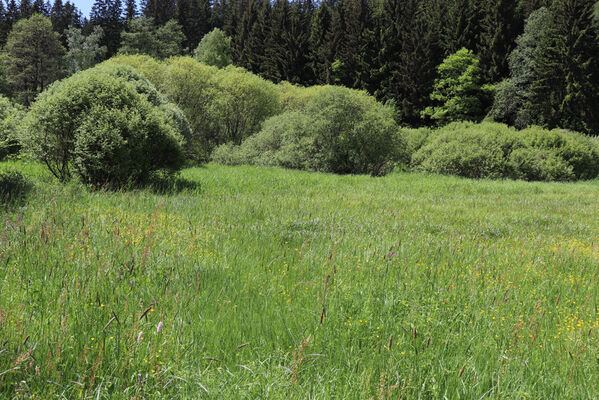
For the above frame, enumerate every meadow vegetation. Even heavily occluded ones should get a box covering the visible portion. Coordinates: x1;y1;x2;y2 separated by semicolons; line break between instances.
1;161;599;398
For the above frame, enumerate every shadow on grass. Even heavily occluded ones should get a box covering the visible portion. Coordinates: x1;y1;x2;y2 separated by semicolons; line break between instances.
0;170;33;209
146;173;203;195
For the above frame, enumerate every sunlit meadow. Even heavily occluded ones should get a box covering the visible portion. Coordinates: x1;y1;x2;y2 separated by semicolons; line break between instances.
1;160;599;399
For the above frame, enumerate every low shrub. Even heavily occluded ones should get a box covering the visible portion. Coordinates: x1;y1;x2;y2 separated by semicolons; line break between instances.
403;128;432;159
0;95;24;160
159;60;280;159
214;86;406;176
21;65;185;187
213;111;313;169
207;66;281;145
508;147;573;181
412;122;599;181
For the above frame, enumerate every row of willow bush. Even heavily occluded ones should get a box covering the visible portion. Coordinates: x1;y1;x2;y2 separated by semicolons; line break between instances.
3;54;599;186
410;122;599;181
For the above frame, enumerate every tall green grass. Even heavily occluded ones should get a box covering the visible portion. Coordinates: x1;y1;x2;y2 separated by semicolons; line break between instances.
1;161;599;398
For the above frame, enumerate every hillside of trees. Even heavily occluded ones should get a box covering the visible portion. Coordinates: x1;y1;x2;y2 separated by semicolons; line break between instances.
0;0;598;135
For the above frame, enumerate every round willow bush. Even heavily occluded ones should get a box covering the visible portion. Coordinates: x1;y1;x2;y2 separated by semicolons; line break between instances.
22;66;185;187
214;86;406;176
412;122;599;181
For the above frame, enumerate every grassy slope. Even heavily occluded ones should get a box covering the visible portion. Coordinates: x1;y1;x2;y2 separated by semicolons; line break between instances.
1;161;599;399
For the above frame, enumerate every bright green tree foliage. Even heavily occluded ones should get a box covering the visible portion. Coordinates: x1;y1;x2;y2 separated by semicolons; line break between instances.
422;48;493;124
194;28;232;68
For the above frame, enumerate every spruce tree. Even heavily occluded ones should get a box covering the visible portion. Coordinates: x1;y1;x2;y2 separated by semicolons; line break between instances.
63;1;81;27
287;0;313;83
90;0;123;56
178;0;211;51
51;0;80;38
334;0;376;90
477;0;520;82
142;0;176;25
0;1;8;45
308;1;333;83
262;0;291;81
4;14;65;104
440;0;480;55
210;0;227;29
529;0;599;134
20;0;33;19
235;0;270;73
51;0;64;23
124;0;136;22
32;0;49;15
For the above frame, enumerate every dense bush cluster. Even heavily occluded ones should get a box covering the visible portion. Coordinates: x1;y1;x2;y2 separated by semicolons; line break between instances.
412;122;599;181
21;64;186;187
213;85;406;176
107;56;281;161
0;95;23;160
4;49;598;185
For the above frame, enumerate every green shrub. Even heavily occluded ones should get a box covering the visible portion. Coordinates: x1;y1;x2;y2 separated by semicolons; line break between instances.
94;64;194;159
194;28;232;68
213;111;313;169
158;57;219;161
159;59;280;160
278;82;328;112
96;63;166;106
208;66;281;145
403;127;432;159
0;95;23;160
103;54;166;87
21;65;185;187
517;126;599;180
0;170;31;203
214;86;405;176
508;147;574;181
412;122;599;181
103;56;280;161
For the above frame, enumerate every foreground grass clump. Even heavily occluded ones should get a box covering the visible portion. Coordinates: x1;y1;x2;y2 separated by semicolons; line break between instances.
1;161;599;398
412;121;599;181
